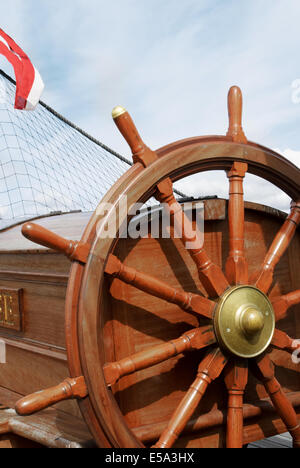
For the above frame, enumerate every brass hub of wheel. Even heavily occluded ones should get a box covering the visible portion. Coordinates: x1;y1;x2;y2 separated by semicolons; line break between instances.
214;286;275;358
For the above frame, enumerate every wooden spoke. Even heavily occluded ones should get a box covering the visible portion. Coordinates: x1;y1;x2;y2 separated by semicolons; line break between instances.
225;162;248;285
105;254;215;319
112;109;229;298
15;377;88;416
153;348;227;448
271;329;300;354
103;326;216;387
253;201;300;293
253;354;300;448
272;289;300;321
166;200;230;298
22;223;90;263
224;359;248;448
226;86;247;143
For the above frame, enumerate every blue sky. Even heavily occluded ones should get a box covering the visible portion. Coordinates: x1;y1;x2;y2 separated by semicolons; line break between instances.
1;0;300;210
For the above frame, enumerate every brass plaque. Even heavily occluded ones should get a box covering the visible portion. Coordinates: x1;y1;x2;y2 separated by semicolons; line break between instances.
0;289;23;331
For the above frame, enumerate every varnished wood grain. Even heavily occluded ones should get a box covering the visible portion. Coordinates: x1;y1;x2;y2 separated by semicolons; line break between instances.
4;196;299;448
225;162;248;285
105;254;215;318
22;223;90;263
0;400;95;448
253;354;300;448
226;86;247;143
99;199;300;447
224;360;248;448
254;201;300;293
113;108;230;298
272;329;300;354
15;376;88;415
2;124;299;448
133;392;300;444
0;345;80;417
272;289;300;321
103;326;215;386
153;349;227;448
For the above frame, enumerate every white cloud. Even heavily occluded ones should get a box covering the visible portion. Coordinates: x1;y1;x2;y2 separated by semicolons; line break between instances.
1;1;300;215
1;1;300;149
277;148;300;168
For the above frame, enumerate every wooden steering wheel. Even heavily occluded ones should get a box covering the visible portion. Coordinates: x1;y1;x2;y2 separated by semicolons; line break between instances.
15;86;300;448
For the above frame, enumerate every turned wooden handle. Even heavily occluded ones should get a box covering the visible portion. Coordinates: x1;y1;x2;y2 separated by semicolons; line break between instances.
112;106;145;156
227;86;247;143
112;106;159;168
15;377;88;416
22;223;89;263
22;222;73;253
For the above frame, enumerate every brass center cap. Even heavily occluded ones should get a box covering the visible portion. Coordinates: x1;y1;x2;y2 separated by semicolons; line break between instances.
241;307;265;336
214;286;275;358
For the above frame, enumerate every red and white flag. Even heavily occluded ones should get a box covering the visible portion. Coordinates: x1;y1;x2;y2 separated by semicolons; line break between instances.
0;29;44;110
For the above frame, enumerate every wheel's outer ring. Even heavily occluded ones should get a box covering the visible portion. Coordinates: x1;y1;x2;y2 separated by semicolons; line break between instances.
64;136;300;448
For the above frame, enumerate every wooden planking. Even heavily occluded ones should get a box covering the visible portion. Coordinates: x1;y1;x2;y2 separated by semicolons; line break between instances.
133;392;300;445
253;354;300;447
0;336;66;361
254;203;300;294
0;216;85;423
154;349;227;448
0;252;70;276
0;212;92;252
0;201;227;254
0;276;67;348
287;230;300;345
175;408;300;448
0;345;79;418
0;402;94;448
0;252;69;348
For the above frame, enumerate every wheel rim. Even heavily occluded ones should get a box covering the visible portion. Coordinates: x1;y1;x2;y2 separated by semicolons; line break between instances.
66;137;300;448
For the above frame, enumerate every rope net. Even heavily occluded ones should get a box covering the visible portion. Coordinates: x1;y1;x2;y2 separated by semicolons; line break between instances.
0;70;185;228
0;70;135;224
